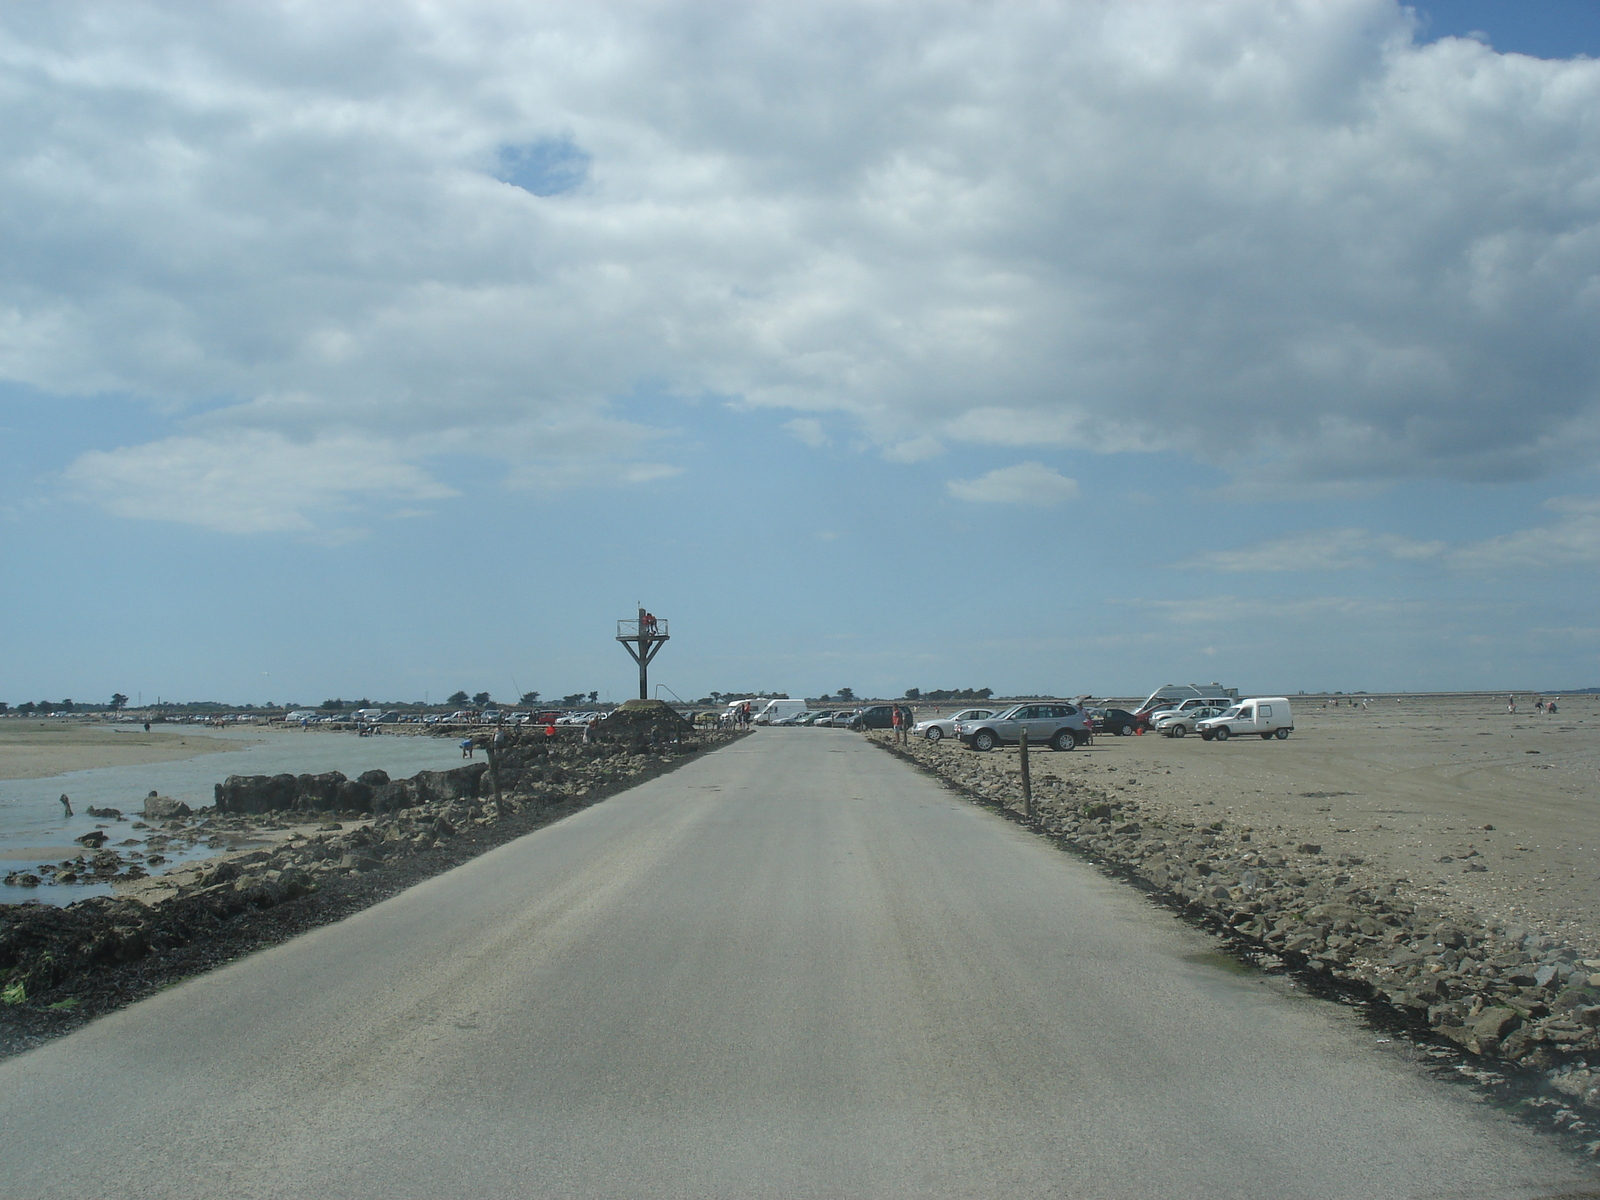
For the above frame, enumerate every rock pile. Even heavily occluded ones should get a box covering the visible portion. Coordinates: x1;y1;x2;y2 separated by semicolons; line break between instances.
877;734;1600;1097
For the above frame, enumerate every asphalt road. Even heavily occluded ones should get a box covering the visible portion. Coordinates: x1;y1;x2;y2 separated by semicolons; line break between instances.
0;730;1591;1199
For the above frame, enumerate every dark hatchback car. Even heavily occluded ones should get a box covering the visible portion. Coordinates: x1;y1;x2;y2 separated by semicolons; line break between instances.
1088;707;1144;736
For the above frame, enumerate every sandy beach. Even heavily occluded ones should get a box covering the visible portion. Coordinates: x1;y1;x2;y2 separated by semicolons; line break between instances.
915;693;1600;951
0;721;250;782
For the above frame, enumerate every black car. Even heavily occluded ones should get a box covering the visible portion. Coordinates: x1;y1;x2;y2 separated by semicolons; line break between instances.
850;704;900;731
1088;707;1144;736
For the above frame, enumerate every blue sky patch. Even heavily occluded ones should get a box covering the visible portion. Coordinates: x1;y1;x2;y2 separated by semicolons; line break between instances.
495;138;591;196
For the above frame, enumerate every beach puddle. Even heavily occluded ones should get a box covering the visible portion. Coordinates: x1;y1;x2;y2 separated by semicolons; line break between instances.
1181;950;1257;976
1;725;464;906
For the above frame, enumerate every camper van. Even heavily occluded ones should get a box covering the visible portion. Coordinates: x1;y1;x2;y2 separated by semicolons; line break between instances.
1135;683;1238;715
754;699;808;725
1195;697;1294;741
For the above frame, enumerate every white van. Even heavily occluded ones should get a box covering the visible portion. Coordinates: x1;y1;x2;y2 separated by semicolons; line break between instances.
754;699;807;725
1196;697;1294;741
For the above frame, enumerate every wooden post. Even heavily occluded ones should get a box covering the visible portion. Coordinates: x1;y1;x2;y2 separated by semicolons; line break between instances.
485;738;505;815
1019;728;1033;820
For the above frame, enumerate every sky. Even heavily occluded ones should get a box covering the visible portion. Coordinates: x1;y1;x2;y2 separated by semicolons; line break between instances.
3;0;1600;707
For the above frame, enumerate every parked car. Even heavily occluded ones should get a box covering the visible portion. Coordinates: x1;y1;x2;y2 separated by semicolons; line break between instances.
1143;695;1235;720
955;703;1089;752
849;705;902;731
1196;697;1295;741
1087;707;1143;737
912;708;995;742
1153;705;1227;737
824;710;860;728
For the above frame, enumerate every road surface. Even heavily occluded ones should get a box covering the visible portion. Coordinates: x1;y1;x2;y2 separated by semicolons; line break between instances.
0;730;1591;1198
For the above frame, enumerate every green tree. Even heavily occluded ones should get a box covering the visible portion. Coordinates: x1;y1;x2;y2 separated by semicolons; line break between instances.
110;693;129;711
836;687;855;702
519;691;541;705
904;688;920;700
472;691;492;707
447;691;469;706
587;691;599;704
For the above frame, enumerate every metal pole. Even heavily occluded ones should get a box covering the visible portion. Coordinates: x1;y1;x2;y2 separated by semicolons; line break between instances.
1019;728;1033;820
637;606;649;699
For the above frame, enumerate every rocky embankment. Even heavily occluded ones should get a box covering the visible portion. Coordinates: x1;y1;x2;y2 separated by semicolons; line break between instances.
1;716;737;1052
876;733;1600;1123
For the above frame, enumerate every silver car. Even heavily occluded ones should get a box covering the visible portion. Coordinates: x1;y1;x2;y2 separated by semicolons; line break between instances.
955;703;1089;752
1155;705;1226;738
911;708;995;743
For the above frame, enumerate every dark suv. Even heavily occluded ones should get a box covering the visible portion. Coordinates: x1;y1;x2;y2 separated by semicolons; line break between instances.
850;705;900;731
954;703;1089;752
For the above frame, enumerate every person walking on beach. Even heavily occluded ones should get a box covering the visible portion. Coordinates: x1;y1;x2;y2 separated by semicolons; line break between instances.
1507;694;1516;715
59;794;72;817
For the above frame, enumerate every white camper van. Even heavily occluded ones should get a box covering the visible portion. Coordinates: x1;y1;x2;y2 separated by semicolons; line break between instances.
1195;697;1294;741
754;699;807;725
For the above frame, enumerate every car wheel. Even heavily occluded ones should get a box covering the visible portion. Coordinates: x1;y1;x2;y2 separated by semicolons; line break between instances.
1200;731;1214;740
1115;724;1131;736
1275;727;1290;739
1260;732;1273;740
1051;729;1076;752
924;727;943;742
972;729;997;752
1214;726;1230;741
1170;724;1187;738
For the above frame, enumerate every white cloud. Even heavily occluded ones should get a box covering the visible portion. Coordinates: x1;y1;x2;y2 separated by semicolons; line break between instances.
783;418;828;449
947;461;1079;505
2;0;1600;529
1446;497;1600;570
1181;497;1600;574
1181;528;1444;572
882;434;944;464
63;431;457;534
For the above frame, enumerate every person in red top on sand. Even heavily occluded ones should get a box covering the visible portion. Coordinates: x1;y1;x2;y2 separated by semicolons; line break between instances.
891;705;905;744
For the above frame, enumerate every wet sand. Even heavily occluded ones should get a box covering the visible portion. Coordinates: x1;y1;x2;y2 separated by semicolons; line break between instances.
0;721;249;781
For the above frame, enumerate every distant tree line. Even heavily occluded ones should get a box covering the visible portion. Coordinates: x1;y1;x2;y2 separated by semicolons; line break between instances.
442;690;598;709
904;687;993;701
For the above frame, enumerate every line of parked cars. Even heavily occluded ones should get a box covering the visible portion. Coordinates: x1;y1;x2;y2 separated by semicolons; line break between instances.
769;686;1295;750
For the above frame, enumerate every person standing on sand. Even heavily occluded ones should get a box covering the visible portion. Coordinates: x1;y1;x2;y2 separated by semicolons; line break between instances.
1507;694;1516;715
59;794;72;817
891;705;904;744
